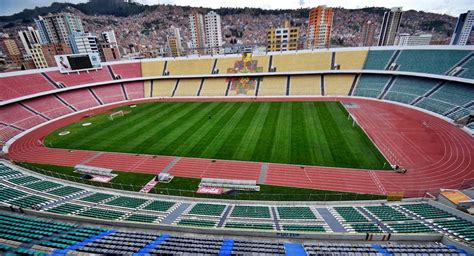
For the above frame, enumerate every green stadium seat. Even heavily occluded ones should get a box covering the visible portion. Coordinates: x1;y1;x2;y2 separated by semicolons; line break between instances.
333;207;368;222
77;208;125;220
79;193;115;203
105;196;148;209
277;207;316;220
396;50;469;75
363;50;394;70
364;205;412;222
399;204;452;219
231;206;271;219
0;188;28;203
8;195;50;208
177;219;217;227
188;203;226;216
387;221;435;233
47;186;84;197
46;203;85;215
142;200;176;212
415;98;456;115
224;222;274;230
8;176;41;185
25;181;62;192
384;77;438;104
433;218;474;241
354;75;391;98
125;214;158;223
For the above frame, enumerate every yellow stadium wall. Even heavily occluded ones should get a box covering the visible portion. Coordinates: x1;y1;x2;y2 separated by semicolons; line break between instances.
259;76;288;96
215;57;241;74
141;61;165;77
253;56;270;72
140;51;368;77
143;81;152;97
174;78;202;96
201;78;228;96
324;74;355;96
334;51;368;70
167;59;214;76
272;52;331;72
290;75;321;96
152;79;177;97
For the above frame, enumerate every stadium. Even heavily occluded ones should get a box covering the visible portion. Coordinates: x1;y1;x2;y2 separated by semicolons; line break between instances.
0;46;473;255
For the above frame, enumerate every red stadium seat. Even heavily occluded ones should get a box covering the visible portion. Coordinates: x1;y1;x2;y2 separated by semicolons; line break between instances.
0;74;55;100
110;63;142;79
46;69;113;87
22;95;74;119
91;84;126;104
57;89;101;110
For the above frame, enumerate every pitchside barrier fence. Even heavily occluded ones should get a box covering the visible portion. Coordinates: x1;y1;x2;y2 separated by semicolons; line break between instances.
14;162;457;202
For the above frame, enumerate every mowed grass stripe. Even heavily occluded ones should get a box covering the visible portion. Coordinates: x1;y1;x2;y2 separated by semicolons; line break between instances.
270;102;292;164
131;102;221;154
305;102;334;165
86;102;195;152
214;103;260;160
158;102;231;155
231;103;270;160
99;103;186;151
100;103;187;151
253;102;282;162
127;102;210;152
291;102;314;165
109;102;205;153
318;102;358;168
169;102;239;156
46;101;390;170
48;102;166;149
192;103;251;158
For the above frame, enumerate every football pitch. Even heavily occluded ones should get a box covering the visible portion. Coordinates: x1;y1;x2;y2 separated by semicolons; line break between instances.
45;101;390;169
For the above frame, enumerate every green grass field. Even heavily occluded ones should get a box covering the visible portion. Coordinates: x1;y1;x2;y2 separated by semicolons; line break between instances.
45;101;389;169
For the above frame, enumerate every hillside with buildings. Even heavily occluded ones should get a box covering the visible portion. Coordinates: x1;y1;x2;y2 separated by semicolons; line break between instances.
0;1;471;72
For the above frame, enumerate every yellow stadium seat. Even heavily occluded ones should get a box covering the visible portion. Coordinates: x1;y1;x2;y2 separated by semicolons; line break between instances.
143;81;152;97
152;79;177;97
290;75;321;96
259;76;287;96
334;51;368;70
324;74;355;96
272;52;331;72
141;61;165;77
215;57;241;74
174;78;202;96
167;59;214;75
252;55;270;72
201;78;228;96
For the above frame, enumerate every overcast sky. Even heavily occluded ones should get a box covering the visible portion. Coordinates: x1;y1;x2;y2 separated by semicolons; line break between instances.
0;0;471;16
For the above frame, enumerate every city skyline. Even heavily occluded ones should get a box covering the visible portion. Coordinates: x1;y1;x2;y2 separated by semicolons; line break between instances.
0;0;472;17
0;2;471;72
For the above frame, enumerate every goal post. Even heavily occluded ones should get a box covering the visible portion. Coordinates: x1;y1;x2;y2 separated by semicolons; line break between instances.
109;110;124;120
347;113;358;127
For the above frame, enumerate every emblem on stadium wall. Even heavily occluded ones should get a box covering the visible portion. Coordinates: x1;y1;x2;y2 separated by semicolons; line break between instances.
226;52;263;96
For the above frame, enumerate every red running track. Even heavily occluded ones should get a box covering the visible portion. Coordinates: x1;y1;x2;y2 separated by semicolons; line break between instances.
6;97;474;196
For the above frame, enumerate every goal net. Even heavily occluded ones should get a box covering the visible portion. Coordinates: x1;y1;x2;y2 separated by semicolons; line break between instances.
109;110;124;120
347;113;358;127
